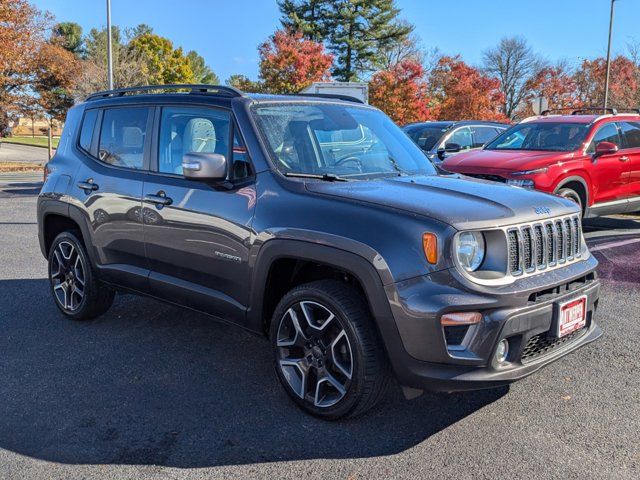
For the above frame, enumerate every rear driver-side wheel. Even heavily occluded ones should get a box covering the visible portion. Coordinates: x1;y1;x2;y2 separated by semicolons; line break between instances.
270;280;389;420
48;231;114;320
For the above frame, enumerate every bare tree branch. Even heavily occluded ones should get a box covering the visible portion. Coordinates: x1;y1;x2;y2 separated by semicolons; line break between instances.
482;36;546;119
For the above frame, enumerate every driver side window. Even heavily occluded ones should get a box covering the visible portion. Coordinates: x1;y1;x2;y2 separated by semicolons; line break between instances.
158;106;230;175
587;123;621;154
447;127;473;151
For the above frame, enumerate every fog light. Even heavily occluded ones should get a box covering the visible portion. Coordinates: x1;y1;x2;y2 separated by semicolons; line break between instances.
495;339;509;363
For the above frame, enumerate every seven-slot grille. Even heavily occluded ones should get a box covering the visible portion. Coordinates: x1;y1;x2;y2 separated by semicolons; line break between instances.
507;215;582;277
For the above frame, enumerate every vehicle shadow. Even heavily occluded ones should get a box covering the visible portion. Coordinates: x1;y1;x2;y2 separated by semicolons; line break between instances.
0;278;506;468
583;215;640;285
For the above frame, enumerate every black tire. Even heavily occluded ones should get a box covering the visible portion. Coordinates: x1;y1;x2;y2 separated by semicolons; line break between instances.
270;279;389;420
557;187;583;213
48;230;114;320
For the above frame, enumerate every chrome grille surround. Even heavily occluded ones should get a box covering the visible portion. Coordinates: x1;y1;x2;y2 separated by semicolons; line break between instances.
507;214;583;278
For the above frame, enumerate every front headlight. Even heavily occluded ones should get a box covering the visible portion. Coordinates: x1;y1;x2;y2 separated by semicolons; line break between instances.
506;178;535;188
510;167;548;176
455;231;486;272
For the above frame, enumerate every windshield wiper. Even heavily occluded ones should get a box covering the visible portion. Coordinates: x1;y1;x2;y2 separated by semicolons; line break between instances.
283;172;349;182
387;155;410;176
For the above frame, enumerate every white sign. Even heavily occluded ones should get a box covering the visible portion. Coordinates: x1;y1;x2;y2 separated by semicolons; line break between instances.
531;97;549;115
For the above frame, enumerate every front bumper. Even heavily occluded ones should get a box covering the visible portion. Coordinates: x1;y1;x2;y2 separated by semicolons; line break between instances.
381;256;602;391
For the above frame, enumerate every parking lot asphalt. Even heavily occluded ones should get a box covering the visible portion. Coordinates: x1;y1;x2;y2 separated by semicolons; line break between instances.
0;184;638;480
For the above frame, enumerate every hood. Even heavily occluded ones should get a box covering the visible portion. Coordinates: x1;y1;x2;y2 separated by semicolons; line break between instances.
305;174;578;230
443;149;574;174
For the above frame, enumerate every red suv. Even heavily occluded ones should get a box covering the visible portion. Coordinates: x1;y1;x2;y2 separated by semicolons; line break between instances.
442;108;640;217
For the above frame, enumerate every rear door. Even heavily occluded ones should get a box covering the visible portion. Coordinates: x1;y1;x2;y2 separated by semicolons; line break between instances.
471;125;504;149
618;121;640;211
72;105;152;290
585;122;630;207
142;104;256;324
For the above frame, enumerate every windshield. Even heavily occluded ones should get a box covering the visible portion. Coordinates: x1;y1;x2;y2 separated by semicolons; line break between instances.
252;103;437;179
485;122;589;152
403;125;447;151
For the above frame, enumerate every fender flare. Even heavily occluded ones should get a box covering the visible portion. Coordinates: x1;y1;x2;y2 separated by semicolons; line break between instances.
554;175;590;206
246;239;405;350
66;202;101;266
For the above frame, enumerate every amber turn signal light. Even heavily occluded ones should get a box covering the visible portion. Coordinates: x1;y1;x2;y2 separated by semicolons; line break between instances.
422;233;438;264
441;311;482;326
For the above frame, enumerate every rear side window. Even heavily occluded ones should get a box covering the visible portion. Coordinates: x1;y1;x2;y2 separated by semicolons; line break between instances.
79;109;98;153
472;126;500;148
620;122;640;149
98;107;151;170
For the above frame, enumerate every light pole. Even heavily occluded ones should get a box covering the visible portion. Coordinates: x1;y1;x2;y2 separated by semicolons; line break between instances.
106;0;114;90
603;0;616;110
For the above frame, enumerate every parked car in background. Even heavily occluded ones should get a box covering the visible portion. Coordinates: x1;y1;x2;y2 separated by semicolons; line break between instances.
38;86;600;419
403;120;508;163
442;108;640;218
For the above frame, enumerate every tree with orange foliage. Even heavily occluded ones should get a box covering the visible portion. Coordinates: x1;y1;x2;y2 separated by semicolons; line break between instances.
0;0;49;100
518;62;581;117
33;42;82;121
369;60;432;124
574;56;638;108
429;56;508;122
0;0;50;133
258;29;333;94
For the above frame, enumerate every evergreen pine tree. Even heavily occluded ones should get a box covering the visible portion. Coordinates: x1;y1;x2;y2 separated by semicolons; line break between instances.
279;0;413;81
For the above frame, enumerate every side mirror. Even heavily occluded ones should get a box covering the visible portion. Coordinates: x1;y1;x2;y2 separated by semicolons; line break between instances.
445;142;462;153
593;141;618;158
182;152;227;181
437;142;461;161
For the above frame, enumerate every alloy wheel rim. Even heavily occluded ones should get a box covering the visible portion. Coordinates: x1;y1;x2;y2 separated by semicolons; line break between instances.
562;191;581;207
276;300;353;408
50;241;85;312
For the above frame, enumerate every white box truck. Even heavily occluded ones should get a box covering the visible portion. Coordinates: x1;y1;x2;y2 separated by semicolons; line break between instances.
301;82;369;104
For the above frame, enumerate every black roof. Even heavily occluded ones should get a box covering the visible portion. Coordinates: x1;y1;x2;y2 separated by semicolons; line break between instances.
84;84;365;106
402;120;509;129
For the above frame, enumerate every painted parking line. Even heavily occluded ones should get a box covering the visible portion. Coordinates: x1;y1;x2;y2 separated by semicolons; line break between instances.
589;237;640;252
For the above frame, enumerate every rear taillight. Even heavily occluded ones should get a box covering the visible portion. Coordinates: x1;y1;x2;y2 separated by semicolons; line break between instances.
43;163;50;182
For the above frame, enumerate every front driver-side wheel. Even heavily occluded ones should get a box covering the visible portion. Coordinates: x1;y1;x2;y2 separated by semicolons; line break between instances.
270;280;389;419
557;187;583;213
48;231;114;320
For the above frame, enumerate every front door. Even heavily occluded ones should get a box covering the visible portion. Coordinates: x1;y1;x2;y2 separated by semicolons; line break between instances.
586;122;630;207
73;105;152;289
142;105;256;324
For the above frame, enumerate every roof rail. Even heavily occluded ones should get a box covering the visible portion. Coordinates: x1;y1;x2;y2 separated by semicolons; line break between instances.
616;108;640;115
571;107;617;115
85;84;245;101
540;107;618;116
295;92;364;104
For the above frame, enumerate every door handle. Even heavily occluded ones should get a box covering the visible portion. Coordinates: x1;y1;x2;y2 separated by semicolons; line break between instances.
619;156;630;162
77;179;99;192
144;192;173;206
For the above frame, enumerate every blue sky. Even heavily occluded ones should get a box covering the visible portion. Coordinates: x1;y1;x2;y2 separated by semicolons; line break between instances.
34;0;640;82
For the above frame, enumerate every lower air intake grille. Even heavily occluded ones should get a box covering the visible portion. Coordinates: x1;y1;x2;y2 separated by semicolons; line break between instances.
521;327;587;364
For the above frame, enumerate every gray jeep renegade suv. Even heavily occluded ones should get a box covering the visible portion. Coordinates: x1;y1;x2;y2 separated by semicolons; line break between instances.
38;85;601;419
